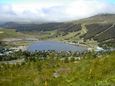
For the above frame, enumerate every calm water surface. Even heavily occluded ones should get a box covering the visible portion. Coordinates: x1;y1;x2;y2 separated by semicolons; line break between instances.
27;41;88;52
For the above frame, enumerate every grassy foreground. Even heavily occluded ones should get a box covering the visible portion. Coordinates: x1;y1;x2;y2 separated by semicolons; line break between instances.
0;51;115;86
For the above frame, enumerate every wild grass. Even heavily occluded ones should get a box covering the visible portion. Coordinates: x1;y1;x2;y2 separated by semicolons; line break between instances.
0;28;25;39
0;51;115;86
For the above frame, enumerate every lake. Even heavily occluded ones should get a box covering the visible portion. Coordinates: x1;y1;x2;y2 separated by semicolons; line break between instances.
27;41;88;52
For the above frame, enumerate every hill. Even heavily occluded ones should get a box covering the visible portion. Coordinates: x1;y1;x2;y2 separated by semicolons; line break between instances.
72;14;115;24
0;14;115;47
0;29;25;40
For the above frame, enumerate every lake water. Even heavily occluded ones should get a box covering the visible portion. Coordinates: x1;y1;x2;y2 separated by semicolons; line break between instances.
27;41;88;52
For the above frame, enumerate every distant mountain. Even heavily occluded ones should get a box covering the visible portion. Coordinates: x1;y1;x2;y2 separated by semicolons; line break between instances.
0;22;63;31
0;14;115;47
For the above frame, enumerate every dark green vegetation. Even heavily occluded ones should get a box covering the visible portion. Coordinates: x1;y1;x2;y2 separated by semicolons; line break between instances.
1;22;63;32
0;14;115;47
82;23;115;47
0;50;115;86
0;50;85;61
83;24;112;40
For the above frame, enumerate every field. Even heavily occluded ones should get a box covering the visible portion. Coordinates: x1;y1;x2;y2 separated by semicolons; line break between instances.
0;28;24;39
0;51;115;86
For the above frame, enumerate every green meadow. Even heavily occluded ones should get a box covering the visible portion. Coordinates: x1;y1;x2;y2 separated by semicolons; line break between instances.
0;51;115;86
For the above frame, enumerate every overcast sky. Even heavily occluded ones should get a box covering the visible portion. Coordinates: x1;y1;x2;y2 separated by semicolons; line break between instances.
0;0;115;23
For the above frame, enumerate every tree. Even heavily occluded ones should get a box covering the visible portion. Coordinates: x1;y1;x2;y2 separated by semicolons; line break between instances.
64;57;69;63
70;57;75;62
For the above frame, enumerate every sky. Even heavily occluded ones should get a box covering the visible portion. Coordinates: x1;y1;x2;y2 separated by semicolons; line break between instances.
0;0;115;23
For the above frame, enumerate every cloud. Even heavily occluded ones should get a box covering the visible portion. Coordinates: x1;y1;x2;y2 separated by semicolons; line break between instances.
0;0;115;22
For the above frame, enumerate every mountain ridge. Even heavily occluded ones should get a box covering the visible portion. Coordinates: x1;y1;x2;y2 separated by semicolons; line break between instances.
0;14;115;47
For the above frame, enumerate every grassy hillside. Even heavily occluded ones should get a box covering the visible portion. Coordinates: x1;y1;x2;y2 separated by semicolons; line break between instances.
72;14;115;24
0;28;39;47
0;51;115;86
0;28;26;40
0;14;115;47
